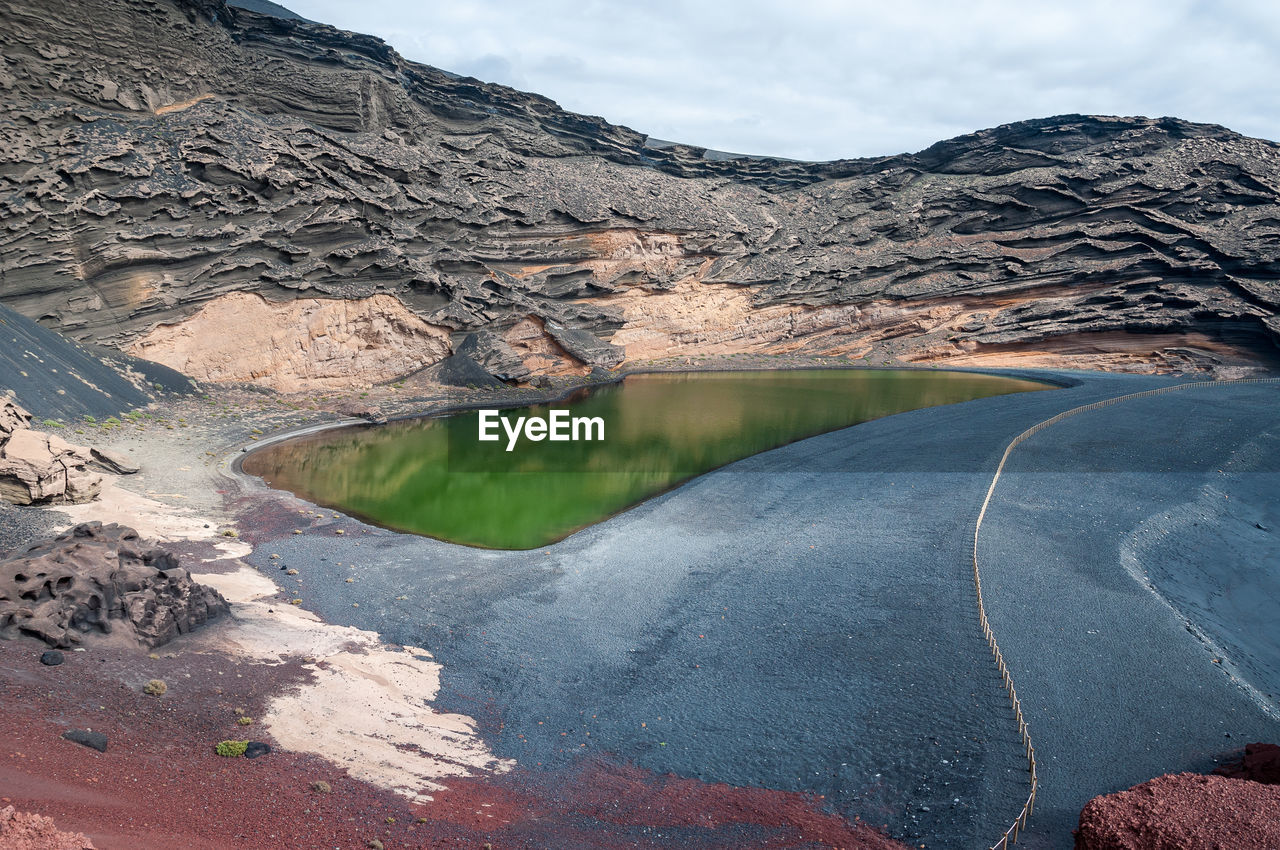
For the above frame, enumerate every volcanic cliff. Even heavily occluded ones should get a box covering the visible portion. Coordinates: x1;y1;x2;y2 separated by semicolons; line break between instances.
1;0;1278;390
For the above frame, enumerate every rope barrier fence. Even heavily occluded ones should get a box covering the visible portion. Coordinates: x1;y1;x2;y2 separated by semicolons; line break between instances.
974;377;1280;849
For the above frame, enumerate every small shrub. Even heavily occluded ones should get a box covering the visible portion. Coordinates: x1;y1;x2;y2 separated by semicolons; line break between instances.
237;716;253;726
42;419;64;429
310;780;331;793
215;740;249;757
83;415;97;423
143;679;167;696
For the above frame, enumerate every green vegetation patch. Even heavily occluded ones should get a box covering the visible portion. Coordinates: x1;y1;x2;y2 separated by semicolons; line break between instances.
216;740;249;757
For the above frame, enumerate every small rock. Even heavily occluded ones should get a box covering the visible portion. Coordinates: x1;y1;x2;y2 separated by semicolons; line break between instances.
244;741;271;759
62;728;108;752
286;568;298;575
367;840;384;850
39;650;64;666
89;446;139;474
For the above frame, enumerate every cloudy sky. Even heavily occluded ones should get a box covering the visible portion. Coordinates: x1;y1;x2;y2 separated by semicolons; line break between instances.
285;0;1280;161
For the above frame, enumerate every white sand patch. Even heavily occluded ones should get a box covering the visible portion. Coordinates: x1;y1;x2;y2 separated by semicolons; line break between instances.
195;566;512;800
51;477;250;559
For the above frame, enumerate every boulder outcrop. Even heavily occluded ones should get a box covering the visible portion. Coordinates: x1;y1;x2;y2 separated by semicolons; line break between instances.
0;0;1276;381
0;400;103;506
0;521;229;648
1074;771;1280;850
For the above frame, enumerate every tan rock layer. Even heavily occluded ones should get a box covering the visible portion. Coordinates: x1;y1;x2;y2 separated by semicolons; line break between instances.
0;399;103;506
129;292;452;392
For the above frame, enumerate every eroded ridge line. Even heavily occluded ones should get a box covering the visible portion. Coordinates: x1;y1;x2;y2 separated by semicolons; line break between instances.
973;376;1280;849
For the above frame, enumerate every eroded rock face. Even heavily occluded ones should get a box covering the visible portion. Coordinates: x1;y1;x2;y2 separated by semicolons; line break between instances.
1074;772;1280;850
0;400;103;506
0;522;229;649
129;291;452;391
0;0;1278;377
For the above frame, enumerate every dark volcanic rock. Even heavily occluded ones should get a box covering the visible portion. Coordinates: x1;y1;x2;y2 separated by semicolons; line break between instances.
244;741;271;758
420;352;506;389
0;0;1277;378
0;304;194;422
61;728;109;753
1214;742;1280;785
0;522;229;649
39;649;63;666
1074;773;1280;850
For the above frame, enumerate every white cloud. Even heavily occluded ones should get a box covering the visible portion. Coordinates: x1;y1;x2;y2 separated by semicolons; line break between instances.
283;0;1280;160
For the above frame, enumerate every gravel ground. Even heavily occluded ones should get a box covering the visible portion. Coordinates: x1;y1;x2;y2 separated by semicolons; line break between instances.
0;501;62;557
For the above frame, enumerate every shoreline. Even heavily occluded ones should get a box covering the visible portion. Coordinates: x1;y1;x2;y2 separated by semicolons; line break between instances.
230;363;1069;551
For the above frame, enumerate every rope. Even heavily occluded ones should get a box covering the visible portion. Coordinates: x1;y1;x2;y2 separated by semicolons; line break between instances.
974;376;1280;849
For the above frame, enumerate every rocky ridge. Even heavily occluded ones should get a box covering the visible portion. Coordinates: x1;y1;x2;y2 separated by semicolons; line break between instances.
0;0;1278;385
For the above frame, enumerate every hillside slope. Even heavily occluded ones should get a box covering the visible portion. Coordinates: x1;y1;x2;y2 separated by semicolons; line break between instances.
1;0;1278;386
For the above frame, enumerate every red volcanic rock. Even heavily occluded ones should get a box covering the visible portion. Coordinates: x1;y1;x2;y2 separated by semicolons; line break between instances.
1214;742;1280;785
1074;772;1280;850
0;805;94;849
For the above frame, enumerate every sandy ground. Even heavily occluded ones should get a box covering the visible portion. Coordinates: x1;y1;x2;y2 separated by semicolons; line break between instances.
3;360;1277;848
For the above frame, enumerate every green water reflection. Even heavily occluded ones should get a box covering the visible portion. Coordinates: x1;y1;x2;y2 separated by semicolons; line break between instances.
244;370;1048;549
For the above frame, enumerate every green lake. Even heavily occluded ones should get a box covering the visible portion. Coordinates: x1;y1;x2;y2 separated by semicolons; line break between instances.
243;369;1049;549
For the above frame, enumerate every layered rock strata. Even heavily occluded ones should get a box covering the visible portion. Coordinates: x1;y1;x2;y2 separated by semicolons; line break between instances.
0;0;1277;382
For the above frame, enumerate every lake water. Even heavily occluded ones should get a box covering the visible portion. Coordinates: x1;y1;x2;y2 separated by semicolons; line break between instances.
243;369;1049;548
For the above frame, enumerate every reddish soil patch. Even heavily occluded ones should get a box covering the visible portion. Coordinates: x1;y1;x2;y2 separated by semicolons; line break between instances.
421;758;912;849
0;633;428;849
1074;772;1280;850
0;804;93;849
0;632;910;849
